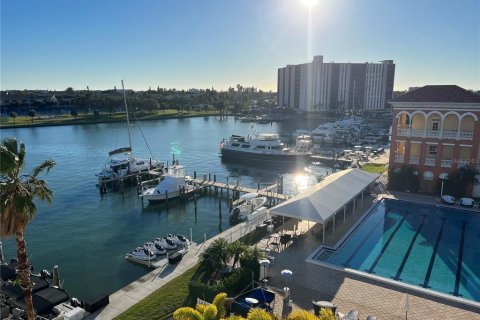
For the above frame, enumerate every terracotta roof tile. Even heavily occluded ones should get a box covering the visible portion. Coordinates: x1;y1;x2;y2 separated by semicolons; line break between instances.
393;85;480;103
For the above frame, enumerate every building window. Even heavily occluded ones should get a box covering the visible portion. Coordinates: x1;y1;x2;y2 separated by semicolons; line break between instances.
432;119;439;131
428;145;437;156
405;114;410;126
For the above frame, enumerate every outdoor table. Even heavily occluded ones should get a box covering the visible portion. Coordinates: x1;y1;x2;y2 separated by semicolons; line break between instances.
245;297;259;307
312;300;336;316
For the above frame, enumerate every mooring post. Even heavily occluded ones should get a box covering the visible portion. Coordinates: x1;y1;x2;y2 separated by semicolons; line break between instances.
190;228;193;243
209;173;211;181
194;171;197;179
204;233;207;244
229;197;233;211
214;174;216;183
257;181;260;191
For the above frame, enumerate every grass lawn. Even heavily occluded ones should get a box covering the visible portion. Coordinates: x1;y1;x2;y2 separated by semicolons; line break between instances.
0;110;220;128
114;264;199;320
361;163;387;174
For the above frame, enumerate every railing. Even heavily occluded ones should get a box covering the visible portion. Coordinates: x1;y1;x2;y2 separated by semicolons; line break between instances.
459;131;473;140
457;159;470;168
411;129;425;137
424;158;436;166
426;130;440;138
394;155;404;163
409;156;419;165
442;130;457;139
441;159;452;168
396;128;409;137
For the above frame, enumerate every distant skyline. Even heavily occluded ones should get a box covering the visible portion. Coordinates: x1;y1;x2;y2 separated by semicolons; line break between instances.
1;0;479;91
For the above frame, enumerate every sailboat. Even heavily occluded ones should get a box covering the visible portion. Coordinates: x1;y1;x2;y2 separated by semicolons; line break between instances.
96;80;164;184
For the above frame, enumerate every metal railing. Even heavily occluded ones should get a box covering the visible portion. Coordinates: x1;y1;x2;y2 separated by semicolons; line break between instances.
409;156;419;165
424;158;436;166
411;129;425;137
441;159;452;168
459;131;473;140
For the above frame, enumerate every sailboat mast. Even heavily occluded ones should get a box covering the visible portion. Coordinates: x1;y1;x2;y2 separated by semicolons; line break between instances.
121;80;133;151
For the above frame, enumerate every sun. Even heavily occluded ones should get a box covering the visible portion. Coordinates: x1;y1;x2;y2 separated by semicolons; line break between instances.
302;0;318;9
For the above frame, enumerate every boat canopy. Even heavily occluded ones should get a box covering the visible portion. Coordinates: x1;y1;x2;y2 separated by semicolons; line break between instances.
109;147;132;156
257;133;279;141
241;192;259;200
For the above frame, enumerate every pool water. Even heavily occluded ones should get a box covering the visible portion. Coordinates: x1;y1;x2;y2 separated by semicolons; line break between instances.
314;199;480;302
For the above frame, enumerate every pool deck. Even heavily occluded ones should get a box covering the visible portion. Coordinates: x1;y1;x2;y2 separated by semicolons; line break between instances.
264;190;480;319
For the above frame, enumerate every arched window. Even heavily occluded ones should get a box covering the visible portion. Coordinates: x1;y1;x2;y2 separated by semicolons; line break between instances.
405;114;410;126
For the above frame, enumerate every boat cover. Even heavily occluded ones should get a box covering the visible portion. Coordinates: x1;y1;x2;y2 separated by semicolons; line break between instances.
0;265;16;281
0;275;49;300
17;287;70;315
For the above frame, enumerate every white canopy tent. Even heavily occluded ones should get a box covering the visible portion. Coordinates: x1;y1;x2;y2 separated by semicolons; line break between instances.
269;168;380;243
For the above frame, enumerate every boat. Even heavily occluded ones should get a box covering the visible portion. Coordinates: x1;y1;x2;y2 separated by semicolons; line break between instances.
143;241;167;255
154;237;178;250
220;128;310;165
166;234;190;246
126;247;156;261
441;195;455;205
141;164;196;202
96;80;164;184
229;192;268;224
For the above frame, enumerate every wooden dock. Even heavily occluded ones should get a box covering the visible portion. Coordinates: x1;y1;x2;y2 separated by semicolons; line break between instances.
190;178;290;201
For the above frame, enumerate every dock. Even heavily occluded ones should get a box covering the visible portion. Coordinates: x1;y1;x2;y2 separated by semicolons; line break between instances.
189;178;290;201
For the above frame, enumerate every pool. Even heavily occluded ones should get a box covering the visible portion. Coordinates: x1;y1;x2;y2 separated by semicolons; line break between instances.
311;198;480;303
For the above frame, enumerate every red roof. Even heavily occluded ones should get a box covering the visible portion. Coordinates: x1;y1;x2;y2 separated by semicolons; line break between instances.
393;85;480;103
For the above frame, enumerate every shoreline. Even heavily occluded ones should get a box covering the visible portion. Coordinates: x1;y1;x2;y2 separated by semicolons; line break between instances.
0;111;223;130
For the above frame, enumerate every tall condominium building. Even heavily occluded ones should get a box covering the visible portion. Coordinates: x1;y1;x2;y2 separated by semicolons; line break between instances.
277;55;395;113
389;85;480;196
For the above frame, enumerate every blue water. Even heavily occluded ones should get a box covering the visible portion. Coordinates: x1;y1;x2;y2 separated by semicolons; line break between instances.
316;199;480;302
0;116;332;300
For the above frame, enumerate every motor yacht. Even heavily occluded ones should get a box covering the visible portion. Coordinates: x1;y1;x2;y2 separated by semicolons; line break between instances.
166;234;190;246
221;129;310;165
229;192;267;224
154;237;177;250
141;164;195;202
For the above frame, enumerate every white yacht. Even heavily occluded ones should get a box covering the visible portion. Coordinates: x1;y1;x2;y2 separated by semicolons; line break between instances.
141;164;195;202
229;192;267;224
221;129;310;165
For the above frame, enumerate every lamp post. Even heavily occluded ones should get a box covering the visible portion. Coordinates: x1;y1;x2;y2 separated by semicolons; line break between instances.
440;177;448;196
281;269;292;292
403;294;410;320
259;259;271;285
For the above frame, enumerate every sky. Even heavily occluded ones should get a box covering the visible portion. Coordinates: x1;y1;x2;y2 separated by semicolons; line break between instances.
1;0;479;91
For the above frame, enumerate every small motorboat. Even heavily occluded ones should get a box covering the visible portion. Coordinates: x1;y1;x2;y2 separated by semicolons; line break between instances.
166;234;190;246
143;241;167;255
441;195;455;205
460;197;475;208
154;237;177;250
229;193;267;224
126;247;156;261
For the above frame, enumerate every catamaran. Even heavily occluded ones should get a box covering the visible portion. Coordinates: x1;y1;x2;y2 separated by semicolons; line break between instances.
96;80;164;184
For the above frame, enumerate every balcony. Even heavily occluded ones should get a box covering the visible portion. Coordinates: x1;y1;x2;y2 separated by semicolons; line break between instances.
442;130;457;139
394;155;404;163
441;159;452;168
397;128;408;137
409;156;419;165
459;131;473;140
426;130;440;138
425;158;436;166
411;129;425;138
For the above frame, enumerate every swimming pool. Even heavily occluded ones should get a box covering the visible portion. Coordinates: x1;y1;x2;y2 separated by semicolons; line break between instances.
311;198;480;303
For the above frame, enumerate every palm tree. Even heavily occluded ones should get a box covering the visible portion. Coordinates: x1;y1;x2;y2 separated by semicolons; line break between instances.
228;241;248;268
0;137;55;320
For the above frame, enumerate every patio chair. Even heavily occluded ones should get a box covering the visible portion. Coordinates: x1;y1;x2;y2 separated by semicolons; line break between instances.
365;316;377;320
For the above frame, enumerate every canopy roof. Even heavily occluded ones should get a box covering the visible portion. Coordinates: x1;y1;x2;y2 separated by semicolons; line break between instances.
269;169;379;224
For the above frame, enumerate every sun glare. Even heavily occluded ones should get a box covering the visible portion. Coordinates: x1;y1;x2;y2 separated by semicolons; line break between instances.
302;0;318;9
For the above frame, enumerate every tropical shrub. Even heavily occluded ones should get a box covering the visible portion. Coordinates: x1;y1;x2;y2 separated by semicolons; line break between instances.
388;166;420;192
436;166;479;197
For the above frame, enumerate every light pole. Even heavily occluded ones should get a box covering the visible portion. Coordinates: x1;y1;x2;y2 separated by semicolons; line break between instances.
440;177;448;196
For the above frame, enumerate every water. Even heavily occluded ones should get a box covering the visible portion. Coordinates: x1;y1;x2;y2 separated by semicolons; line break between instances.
0;116;330;300
315;199;480;302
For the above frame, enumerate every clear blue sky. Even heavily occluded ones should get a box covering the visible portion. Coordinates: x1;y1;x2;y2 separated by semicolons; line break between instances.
1;0;479;91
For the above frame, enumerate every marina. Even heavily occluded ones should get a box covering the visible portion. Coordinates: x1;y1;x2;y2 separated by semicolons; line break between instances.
0;116;330;301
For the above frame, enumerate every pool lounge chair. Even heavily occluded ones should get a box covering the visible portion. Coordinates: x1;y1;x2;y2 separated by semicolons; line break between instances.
365;316;377;320
441;195;455;205
345;309;359;320
460;197;475;208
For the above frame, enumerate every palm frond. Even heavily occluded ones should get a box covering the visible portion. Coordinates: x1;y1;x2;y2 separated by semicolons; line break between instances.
31;159;55;177
0;145;18;175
